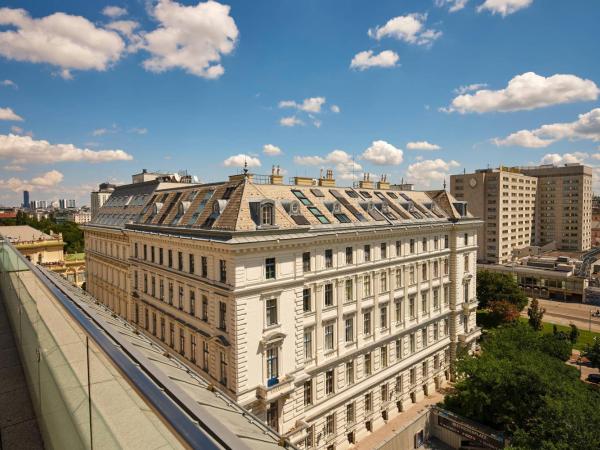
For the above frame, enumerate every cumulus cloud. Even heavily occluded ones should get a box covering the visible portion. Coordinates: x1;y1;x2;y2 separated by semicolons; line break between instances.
1;79;17;89
0;107;23;121
443;72;599;114
368;13;441;47
294;150;362;180
494;108;600;148
453;83;487;95
279;97;326;113
361;140;404;165
406;141;441;151
0;133;133;164
330;105;341;114
279;116;304;127
102;6;128;18
350;50;399;70
405;159;460;189
477;0;533;16
143;0;239;79
435;0;469;12
222;153;261;168
263;144;282;156
0;7;125;79
540;152;588;165
0;170;63;192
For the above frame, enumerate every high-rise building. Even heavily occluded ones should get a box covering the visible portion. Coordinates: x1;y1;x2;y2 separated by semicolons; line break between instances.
29;200;38;209
91;182;116;219
58;199;67;209
520;164;593;252
23;190;29;208
67;199;76;208
450;168;537;264
83;169;481;449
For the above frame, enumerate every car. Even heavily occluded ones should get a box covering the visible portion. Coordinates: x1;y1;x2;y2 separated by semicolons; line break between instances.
587;373;600;384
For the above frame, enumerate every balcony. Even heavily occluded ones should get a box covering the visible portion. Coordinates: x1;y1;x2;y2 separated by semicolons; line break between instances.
458;326;482;345
256;375;295;402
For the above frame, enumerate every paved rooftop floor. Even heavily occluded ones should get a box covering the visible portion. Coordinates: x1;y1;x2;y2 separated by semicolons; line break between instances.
0;298;44;450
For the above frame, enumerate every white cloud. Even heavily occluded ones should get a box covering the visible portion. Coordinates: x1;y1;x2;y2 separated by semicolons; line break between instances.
361;140;404;165
102;6;128;18
444;72;599;114
10;126;23;134
0;170;63;192
368;13;441;47
222;153;261;168
453;83;488;95
0;107;23;121
143;0;239;79
3;165;25;172
1;79;17;89
294;150;362;180
0;7;125;78
263;144;282;156
279;97;326;113
435;0;470;12
0;133;133;164
406;141;441;151
405;159;460;189
106;20;143;52
540;152;588;165
279;116;304;127
350;50;399;70
330;105;341;114
130;127;148;135
494;108;600;148
477;0;533;17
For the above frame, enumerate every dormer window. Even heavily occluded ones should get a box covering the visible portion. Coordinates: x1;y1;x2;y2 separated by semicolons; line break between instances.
261;203;274;226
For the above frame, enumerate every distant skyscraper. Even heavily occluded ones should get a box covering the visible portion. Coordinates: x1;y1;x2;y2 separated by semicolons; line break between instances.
67;199;76;208
23;190;30;208
91;182;116;219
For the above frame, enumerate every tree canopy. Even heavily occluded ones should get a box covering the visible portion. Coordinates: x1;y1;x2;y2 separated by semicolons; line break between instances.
477;270;528;310
443;323;599;450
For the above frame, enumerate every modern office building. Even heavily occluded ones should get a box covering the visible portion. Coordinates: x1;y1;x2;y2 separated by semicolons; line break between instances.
83;168;481;449
91;182;117;219
67;199;76;208
450;167;537;264
520;164;593;252
23;190;29;208
59;198;67;209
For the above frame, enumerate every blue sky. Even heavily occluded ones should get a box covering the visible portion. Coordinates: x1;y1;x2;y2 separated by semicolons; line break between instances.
1;0;599;206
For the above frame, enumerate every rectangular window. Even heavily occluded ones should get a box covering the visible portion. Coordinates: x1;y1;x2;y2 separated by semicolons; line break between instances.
464;233;468;246
396;240;401;256
220;352;227;386
189;254;195;274
203;342;209;372
266;299;278;326
324;283;333;307
396;375;403;394
345;316;354;343
346;361;354;385
219;260;227;283
364;244;371;262
395;268;402;288
265;257;276;279
410;367;416;385
178;251;183;271
345;279;353;302
433;288;440;310
179;328;185;355
302;252;311;272
409;266;415;284
159;279;164;300
364;352;372;376
444;259;449;275
380;304;388;329
189;290;196;316
219;301;227;330
381;383;389;402
444;234;449;249
364;275;371;297
303;288;312;312
143;244;147;260
363;311;371;336
304;380;312;406
168;249;173;268
395;339;402;359
325;413;335;435
422;237;427;252
410;333;416;353
380;272;387;292
346;246;353;264
380;346;388;368
346;402;355;425
201;256;208;277
266;346;278;380
178;286;184;310
159;247;163;265
434;236;439;250
434;323;439;341
434;261;439;277
134;270;138;289
151;246;155;263
422;263;428;281
202;295;208;321
421;291;428;314
134;243;138;258
325;369;334;395
381;242;387;259
409;239;415;254
422;328;428;347
304;329;313;361
464;254;469;273
168;282;173;305
324;323;335;351
395;298;402;323
190;335;197;363
169;323;175;348
365;392;373;412
325;249;333;268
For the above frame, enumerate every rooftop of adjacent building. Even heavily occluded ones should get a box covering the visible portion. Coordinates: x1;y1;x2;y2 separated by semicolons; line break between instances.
0;225;60;244
452;162;592;178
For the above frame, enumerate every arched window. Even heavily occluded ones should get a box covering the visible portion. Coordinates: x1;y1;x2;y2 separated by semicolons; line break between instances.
261;203;274;226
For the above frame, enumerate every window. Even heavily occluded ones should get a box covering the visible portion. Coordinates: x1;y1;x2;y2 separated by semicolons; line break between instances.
345;279;353;302
346;247;353;264
219;301;227;330
409;239;415;254
444;234;449;248
325;369;334;395
143;244;147;260
365;392;373;412
381;242;387;259
364;275;371;297
434;261;439;277
190;335;197;363
464;254;469;273
380;346;388;368
143;273;148;293
151;246;155;263
302;252;311;272
410;367;416;385
304;426;314;449
261;203;274;226
291;189;312;205
345;316;354;343
422;328;428;347
422;263;428;281
363;311;372;336
178;286;184;309
364;352;372;375
203;342;209;371
168;249;173;268
159;248;163;265
396;240;401;256
395;339;402;359
380;272;387;292
434;323;439;341
409;266;415;284
444;318;449;335
307;206;329;224
189;254;195;274
444;285;450;306
134;271;138;290
189;290;196;315
380;304;388;329
325;249;333;268
364;244;371;262
168;282;173;305
178;251;183;271
169;323;175;348
159;279;164;300
395;298;402;323
265;257;276;279
444;259;449;275
381;383;389;402
304;380;313;406
325;413;335;435
303;288;312;312
267;402;278;432
434;236;439;250
219;260;227;283
422;237;427;252
324;323;335;350
324;283;334;307
464;280;470;303
266;346;278;381
433;288;440;310
346;361;354;385
201;256;208;277
266;299;278;326
410;333;416;353
160;318;165;341
422;361;428;379
202;295;208;321
464;233;468;246
346;402;355;425
179;328;185;355
395;268;402;288
134;243;138;258
421;291;428;314
304;329;313;361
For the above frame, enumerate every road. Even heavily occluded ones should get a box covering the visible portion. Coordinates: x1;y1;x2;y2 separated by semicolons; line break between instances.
520;298;600;333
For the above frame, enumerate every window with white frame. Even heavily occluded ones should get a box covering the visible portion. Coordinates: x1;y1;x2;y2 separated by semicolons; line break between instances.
345;316;354;343
266;298;278;326
324;323;335;351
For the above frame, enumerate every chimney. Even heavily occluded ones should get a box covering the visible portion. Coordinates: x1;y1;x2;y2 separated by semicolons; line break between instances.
270;165;284;185
359;172;374;189
377;174;390;190
319;168;336;187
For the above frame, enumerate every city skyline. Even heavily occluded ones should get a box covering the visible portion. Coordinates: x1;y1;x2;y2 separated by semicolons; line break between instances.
1;0;600;207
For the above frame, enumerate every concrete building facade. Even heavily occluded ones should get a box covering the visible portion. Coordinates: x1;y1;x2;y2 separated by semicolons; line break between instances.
91;182;116;219
83;170;481;450
450;167;537;264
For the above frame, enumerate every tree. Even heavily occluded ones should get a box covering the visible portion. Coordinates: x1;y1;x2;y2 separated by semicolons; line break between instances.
528;298;545;331
569;324;580;344
476;270;527;311
584;337;600;369
488;300;520;325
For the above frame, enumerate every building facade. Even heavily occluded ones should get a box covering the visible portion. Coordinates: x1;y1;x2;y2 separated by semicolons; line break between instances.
83;171;481;450
91;182;116;219
520;164;593;252
451;168;537;264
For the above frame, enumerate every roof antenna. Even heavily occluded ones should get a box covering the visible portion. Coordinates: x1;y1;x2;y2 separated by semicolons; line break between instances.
243;159;248;176
443;178;447;190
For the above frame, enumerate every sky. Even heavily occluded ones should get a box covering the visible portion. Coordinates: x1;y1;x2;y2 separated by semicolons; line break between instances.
1;0;600;206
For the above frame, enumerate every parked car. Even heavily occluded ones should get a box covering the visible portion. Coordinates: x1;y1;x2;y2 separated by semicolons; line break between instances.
587;373;600;384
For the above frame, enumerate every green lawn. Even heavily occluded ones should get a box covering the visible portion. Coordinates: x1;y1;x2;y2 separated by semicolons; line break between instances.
517;317;599;351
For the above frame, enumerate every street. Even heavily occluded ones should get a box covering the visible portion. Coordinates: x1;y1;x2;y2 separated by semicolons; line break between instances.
521;298;600;333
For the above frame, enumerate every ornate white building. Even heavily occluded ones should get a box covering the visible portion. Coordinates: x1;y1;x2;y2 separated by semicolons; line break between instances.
83;170;481;449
